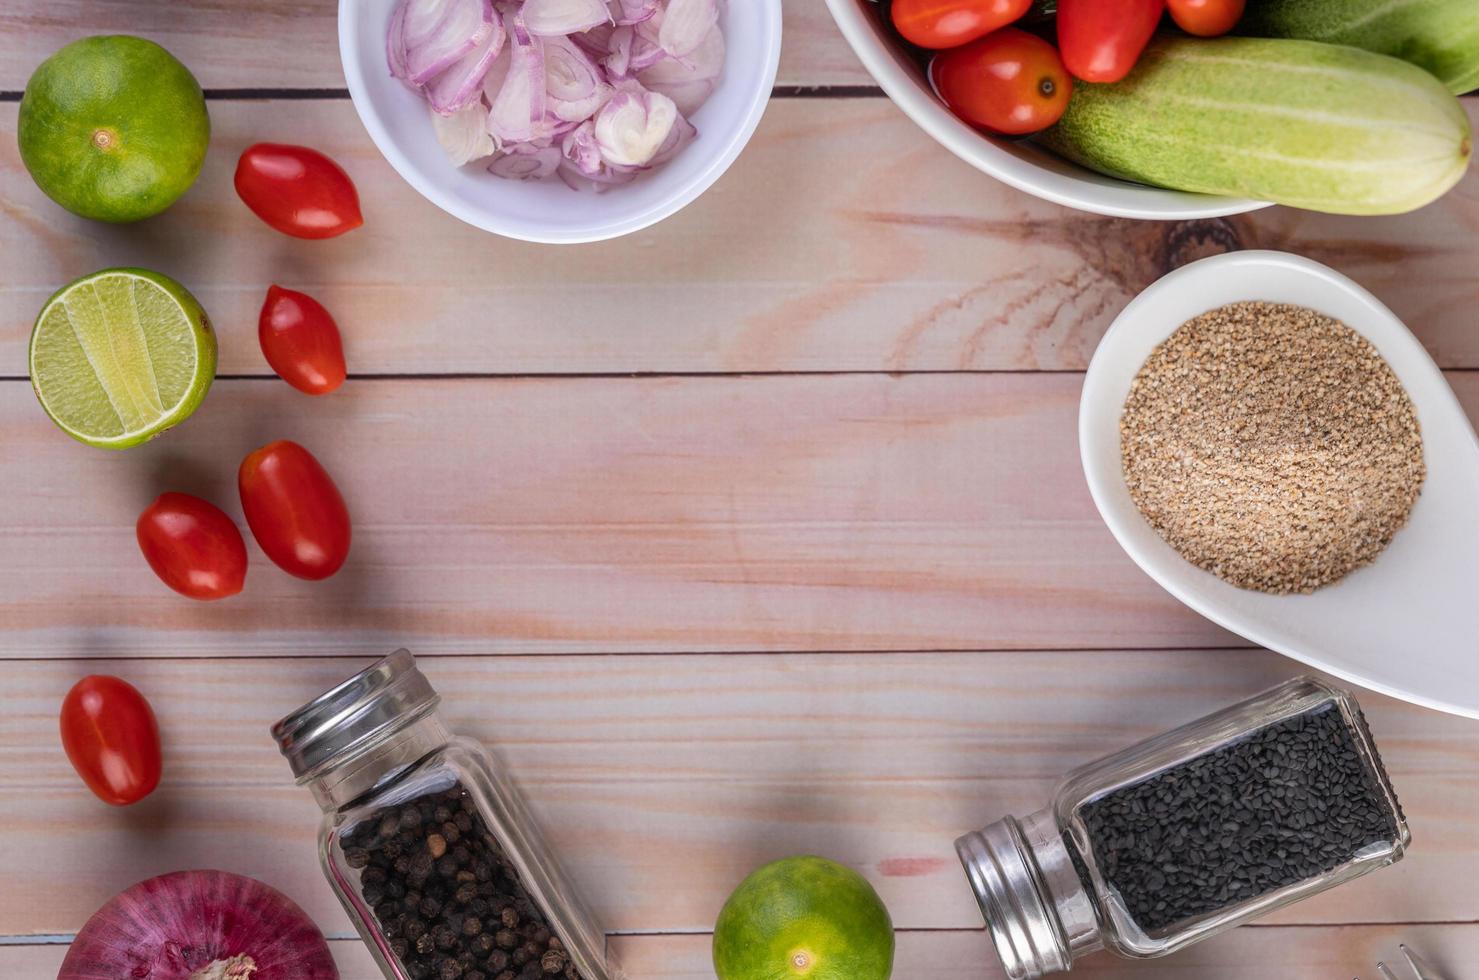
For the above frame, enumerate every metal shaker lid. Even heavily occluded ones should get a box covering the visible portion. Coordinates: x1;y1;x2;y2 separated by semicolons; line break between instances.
271;649;440;782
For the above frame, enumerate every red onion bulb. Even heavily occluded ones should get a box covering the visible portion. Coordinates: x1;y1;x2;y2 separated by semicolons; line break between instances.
59;870;339;980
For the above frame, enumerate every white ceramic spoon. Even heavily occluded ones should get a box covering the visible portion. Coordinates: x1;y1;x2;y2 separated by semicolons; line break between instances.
1080;250;1479;718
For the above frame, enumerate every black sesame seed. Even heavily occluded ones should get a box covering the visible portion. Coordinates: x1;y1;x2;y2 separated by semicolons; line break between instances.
1079;705;1399;932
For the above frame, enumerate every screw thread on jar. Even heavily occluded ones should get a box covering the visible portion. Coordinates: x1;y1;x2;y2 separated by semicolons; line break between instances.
956;809;1104;979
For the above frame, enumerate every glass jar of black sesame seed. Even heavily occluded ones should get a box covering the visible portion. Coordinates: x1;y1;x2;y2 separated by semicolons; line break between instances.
955;677;1408;979
272;650;619;980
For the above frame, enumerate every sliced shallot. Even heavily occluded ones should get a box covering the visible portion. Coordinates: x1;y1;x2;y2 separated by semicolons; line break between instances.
487;8;548;145
425;10;506;113
522;0;611;36
431;102;496;165
658;0;719;58
594;87;679;167
544;35;614;122
390;0;497;87
638;22;724;115
390;0;724;188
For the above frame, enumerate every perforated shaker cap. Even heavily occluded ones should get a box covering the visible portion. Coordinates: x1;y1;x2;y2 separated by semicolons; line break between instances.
271;649;441;782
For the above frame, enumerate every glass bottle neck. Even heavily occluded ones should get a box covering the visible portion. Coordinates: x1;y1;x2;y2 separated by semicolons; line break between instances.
955;807;1104;979
301;712;452;812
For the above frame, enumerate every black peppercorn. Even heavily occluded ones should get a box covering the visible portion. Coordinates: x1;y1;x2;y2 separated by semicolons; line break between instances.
351;786;588;980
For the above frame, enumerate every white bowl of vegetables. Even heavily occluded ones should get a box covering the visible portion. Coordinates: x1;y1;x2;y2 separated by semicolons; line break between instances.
825;0;1474;220
341;0;782;244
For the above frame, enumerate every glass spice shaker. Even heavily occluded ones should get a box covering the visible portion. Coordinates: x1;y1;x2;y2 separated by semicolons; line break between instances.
955;677;1409;979
272;650;620;980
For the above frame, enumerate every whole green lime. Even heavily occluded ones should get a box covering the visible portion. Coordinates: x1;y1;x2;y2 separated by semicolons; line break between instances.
713;856;895;980
18;35;210;223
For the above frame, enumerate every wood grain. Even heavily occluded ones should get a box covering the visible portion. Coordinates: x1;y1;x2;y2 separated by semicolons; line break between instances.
3;99;1477;376
0;0;871;91
0;373;1217;656
9;925;1479;980
5;374;1477;658
3;653;1477;939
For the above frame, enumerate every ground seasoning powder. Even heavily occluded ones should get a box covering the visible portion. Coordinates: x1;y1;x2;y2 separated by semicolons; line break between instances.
1120;301;1424;594
1079;705;1400;933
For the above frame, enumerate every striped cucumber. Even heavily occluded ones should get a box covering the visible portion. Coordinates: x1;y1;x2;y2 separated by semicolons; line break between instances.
1239;0;1479;95
1039;36;1472;215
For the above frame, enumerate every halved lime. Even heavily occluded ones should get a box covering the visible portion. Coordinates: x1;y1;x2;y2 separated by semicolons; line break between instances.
29;268;216;449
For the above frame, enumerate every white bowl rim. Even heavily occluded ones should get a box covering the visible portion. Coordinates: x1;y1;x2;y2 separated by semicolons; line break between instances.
823;0;1274;221
338;0;783;244
1079;249;1479;717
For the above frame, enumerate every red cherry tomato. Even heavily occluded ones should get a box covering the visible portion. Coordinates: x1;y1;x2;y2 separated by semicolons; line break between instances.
1166;0;1244;36
891;0;1033;50
60;675;162;806
1057;0;1165;83
930;28;1073;136
239;440;351;580
136;492;248;600
234;143;363;240
259;285;347;396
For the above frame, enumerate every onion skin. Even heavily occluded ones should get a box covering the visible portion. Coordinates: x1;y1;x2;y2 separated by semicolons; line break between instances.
59;870;339;980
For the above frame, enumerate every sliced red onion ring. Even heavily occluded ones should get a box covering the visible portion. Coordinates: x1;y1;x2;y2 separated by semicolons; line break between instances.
426;11;506;113
594;87;679;167
523;0;610;37
487;8;548;144
544;35;614;122
390;0;497;87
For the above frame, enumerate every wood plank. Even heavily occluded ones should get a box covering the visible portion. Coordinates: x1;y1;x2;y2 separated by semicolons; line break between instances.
3;99;1477;376
6;373;1478;657
7;925;1479;980
5;374;1478;657
3;652;1477;938
0;1;871;91
609;927;1479;979
0;373;1218;656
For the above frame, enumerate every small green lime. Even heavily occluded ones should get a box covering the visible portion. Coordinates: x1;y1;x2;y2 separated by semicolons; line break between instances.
29;268;217;449
18;35;210;223
713;856;895;980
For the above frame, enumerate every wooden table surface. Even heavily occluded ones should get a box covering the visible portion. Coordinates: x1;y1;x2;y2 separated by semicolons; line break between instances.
3;3;1478;977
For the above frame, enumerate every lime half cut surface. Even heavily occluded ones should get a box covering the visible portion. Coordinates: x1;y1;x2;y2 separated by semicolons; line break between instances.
29;268;216;449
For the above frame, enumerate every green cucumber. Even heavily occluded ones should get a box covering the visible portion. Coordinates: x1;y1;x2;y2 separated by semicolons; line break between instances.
1039;36;1472;215
1239;0;1479;95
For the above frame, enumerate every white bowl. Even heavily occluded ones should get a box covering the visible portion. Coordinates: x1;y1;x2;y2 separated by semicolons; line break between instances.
1081;251;1479;718
823;0;1270;220
339;1;782;244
